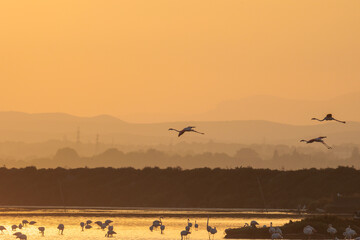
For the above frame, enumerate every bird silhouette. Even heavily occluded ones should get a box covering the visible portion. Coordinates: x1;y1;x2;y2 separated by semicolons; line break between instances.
38;227;45;236
168;126;204;137
312;114;346;124
300;136;332;149
57;224;64;235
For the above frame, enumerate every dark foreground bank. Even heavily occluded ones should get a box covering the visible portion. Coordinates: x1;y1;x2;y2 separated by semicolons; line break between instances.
0;166;360;210
225;216;360;239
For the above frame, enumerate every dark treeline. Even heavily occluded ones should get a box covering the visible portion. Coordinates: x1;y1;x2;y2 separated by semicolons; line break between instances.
2;146;360;170
0;166;360;211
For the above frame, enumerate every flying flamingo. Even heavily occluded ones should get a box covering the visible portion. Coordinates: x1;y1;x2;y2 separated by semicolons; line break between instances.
300;136;332;149
312;114;346;124
168;126;204;137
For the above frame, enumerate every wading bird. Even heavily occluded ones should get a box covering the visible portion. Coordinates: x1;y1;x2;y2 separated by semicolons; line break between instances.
250;220;259;228
29;221;36;225
168;126;204;137
16;234;27;240
304;225;316;239
180;230;190;240
343;226;356;240
57;224;64;235
269;222;276;234
38;227;45;236
0;226;5;233
312;114;346;124
152;217;163;228
300;136;332;149
80;222;85;231
327;224;337;239
207;217;217;239
271;233;283;240
160;225;165;234
195;220;198;230
105;230;116;237
105;220;113;225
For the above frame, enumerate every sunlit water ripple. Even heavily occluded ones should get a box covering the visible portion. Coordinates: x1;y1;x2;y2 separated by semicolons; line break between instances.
0;208;304;240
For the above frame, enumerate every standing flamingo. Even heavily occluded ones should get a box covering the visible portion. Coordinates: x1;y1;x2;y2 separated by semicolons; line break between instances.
57;224;64;235
160;225;165;234
327;224;337;239
180;230;191;240
304;225;316;239
80;222;85;231
312;114;346;124
152;217;163;228
38;227;45;236
300;136;332;149
168;126;204;137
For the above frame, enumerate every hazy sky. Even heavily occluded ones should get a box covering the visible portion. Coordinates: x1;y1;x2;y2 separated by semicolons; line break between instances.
1;0;359;121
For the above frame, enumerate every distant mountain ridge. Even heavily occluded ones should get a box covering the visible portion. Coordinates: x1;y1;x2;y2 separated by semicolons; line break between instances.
0;111;359;146
122;92;360;124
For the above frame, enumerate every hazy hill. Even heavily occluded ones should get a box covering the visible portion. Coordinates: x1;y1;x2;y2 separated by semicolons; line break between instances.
123;92;360;125
0;111;360;146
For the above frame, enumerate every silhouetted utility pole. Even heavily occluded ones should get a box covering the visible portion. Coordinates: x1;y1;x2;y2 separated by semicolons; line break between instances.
76;127;80;144
95;133;99;155
256;175;268;212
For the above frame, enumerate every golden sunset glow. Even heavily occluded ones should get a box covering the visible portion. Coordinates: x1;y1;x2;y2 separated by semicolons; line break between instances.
1;0;359;122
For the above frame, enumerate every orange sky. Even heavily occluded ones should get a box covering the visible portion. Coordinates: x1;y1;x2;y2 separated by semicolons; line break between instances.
1;0;359;121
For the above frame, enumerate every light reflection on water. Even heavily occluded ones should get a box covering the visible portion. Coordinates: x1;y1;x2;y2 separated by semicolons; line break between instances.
0;209;303;240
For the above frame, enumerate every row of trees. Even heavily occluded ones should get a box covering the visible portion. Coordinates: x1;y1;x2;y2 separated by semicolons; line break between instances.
1;146;359;170
0;166;359;210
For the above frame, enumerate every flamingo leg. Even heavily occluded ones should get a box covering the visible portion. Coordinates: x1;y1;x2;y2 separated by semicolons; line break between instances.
191;130;205;135
333;118;346;124
321;141;332;149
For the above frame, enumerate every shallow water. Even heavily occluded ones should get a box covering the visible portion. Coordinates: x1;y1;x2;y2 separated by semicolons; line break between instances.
0;208;303;240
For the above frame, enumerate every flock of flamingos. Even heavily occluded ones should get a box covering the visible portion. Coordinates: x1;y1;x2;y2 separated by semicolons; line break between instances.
169;113;347;149
2;216;359;240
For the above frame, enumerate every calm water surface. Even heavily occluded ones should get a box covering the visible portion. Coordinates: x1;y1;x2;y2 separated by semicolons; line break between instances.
0;208;304;240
